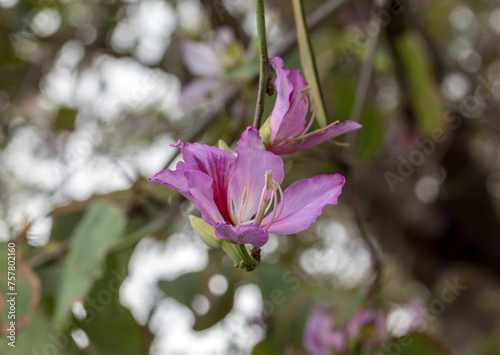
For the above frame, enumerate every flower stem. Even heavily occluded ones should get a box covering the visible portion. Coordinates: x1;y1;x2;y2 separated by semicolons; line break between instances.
221;241;258;271
253;0;271;129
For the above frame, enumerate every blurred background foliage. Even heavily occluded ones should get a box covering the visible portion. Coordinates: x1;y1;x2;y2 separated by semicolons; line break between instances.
1;0;500;354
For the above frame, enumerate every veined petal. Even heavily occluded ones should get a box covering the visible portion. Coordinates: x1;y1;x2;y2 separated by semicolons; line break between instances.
273;69;310;143
272;120;362;155
265;174;345;235
178;141;237;224
181;41;224;76
149;166;223;225
269;57;293;144
230;127;284;223
215;223;269;247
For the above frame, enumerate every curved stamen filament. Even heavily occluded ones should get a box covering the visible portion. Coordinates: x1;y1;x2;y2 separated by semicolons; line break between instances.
235;187;248;229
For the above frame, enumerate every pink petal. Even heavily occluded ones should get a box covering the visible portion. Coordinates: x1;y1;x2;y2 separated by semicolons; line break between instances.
177;141;237;224
179;80;235;110
181;41;224;76
272;120;362;155
265;174;345;235
303;308;336;355
273;69;310;143
179;79;218;109
149;166;223;225
215;223;269;247
268;57;294;144
230;127;284;223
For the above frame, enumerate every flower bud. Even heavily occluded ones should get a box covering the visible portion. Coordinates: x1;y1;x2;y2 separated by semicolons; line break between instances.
218;139;234;154
189;215;221;249
259;117;272;149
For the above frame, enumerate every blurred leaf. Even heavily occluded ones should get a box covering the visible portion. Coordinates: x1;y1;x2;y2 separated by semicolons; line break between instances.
292;0;328;127
331;73;384;160
52;201;126;328
0;242;41;334
255;265;294;307
376;333;450;355
159;270;236;331
54;107;77;132
49;211;84;242
82;306;144;355
79;238;146;355
394;31;444;135
158;272;204;308
355;104;385;161
0;309;80;354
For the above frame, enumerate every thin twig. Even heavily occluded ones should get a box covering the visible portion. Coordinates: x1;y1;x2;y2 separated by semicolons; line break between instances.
253;0;271;129
345;17;381;153
346;1;385;299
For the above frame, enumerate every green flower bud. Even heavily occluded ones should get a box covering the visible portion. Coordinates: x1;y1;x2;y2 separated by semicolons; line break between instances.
259;116;272;149
189;215;221;249
218;139;234;154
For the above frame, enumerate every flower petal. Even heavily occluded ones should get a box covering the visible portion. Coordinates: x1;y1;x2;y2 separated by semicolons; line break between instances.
149;165;223;225
181;41;224;76
177;141;237;224
179;79;235;110
265;174;345;235
273;69;310;143
230;127;284;223
268;57;294;144
272;120;362;155
215;223;269;247
179;79;218;109
303;308;337;355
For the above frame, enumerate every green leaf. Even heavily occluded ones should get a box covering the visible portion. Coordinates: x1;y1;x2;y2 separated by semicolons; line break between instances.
158;272;204;308
355;104;385;161
0;309;80;355
79;239;145;355
0;243;40;333
376;333;450;355
52;201;126;328
158;270;236;331
394;31;444;135
291;0;328;127
49;210;84;242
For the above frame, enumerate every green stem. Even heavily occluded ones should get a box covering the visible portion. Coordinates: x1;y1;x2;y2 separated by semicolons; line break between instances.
221;241;258;271
221;241;242;267
235;243;258;268
253;0;270;129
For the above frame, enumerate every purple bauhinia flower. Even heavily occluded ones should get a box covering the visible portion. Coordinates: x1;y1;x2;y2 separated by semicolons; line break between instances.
179;27;246;110
347;309;388;353
304;308;346;355
149;127;345;248
264;57;362;155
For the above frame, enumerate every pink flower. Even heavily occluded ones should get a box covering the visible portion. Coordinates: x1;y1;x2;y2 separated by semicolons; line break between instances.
264;57;362;155
303;308;345;355
347;309;388;352
149;127;345;247
179;27;246;110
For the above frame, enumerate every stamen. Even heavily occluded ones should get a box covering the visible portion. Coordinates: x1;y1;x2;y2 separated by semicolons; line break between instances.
235;187;248;229
297;98;315;137
254;171;273;226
